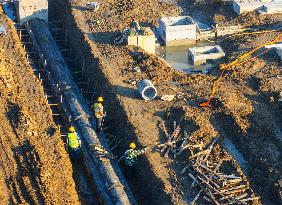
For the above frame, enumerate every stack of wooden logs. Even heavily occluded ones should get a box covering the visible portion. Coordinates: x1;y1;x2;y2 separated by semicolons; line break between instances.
181;137;259;205
157;121;259;204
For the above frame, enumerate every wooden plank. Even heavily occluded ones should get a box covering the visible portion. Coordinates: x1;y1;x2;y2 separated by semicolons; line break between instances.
240;197;260;202
191;190;202;205
189;150;209;160
218;175;241;180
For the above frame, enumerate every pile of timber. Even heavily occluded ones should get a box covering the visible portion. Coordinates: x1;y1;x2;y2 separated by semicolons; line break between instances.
157;121;259;204
181;137;259;205
156;121;203;158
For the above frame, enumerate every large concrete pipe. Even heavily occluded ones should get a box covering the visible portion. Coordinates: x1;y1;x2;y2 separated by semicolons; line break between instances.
27;18;136;205
137;79;157;100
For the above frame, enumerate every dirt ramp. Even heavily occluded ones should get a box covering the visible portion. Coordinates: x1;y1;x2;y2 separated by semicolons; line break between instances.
0;9;80;205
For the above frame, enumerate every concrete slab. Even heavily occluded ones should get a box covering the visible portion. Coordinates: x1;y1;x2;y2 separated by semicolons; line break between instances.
14;0;48;25
188;45;225;65
127;27;156;54
258;3;282;14
233;0;282;15
158;16;197;45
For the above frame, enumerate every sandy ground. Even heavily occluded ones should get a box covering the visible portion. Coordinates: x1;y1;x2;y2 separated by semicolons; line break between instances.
0;8;80;204
1;0;280;204
61;0;281;204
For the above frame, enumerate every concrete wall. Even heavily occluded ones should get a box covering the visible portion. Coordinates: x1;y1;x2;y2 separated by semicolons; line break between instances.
188;45;225;65
233;0;282;15
263;3;282;13
233;0;263;15
158;16;197;45
15;0;48;25
127;28;156;54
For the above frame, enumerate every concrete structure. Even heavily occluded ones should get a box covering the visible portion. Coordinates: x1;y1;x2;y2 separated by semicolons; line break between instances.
258;2;282;14
188;45;225;65
158;16;197;46
127;27;156;54
265;43;282;61
233;0;282;15
137;79;157;100
15;0;48;25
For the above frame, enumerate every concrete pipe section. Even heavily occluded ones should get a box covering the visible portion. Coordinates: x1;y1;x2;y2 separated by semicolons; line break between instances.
137;79;157;100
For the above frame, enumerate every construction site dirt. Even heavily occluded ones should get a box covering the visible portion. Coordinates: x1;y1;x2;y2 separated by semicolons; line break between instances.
1;0;282;205
49;0;282;204
0;8;83;204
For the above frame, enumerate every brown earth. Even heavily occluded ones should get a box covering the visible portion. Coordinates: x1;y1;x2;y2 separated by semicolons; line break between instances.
179;1;282;27
0;7;80;205
1;0;279;204
59;0;281;204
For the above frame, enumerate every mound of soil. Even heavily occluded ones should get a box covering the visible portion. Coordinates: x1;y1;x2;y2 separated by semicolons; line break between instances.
0;8;80;204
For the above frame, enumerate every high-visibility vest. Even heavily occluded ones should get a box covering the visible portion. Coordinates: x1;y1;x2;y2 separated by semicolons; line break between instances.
67;132;79;149
92;103;104;118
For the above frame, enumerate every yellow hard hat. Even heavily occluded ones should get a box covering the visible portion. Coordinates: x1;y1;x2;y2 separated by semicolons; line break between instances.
98;96;103;102
129;143;136;149
69;126;75;132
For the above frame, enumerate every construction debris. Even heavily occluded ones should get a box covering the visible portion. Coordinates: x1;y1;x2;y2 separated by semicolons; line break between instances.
161;94;175;102
181;137;260;205
0;23;6;36
156;121;203;158
128;78;137;86
132;66;141;72
86;2;100;11
156;120;260;203
90;145;116;160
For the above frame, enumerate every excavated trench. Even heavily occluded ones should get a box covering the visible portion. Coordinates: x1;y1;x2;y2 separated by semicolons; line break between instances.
14;23;99;204
48;1;174;204
49;1;282;204
2;0;281;204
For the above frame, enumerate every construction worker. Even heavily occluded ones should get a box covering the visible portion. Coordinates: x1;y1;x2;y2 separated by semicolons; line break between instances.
124;143;147;167
92;97;105;130
67;126;80;157
123;142;147;179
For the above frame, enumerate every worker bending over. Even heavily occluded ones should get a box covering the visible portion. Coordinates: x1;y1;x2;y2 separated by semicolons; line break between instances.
67;126;81;157
124;143;147;167
122;143;147;179
92;97;105;130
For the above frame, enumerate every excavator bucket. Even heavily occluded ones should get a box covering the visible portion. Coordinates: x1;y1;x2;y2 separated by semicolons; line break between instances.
0;23;6;37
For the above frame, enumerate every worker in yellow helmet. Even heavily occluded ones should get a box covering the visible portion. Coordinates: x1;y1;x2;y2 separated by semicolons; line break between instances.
67;126;81;157
91;96;105;130
122;142;147;179
124;143;147;167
